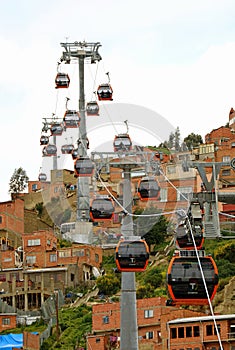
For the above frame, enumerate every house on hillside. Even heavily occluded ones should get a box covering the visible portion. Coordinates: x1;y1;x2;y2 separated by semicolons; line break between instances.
87;297;235;349
86;297;205;349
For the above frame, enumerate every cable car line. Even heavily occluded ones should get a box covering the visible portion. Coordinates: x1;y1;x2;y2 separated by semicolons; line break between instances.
96;171;184;219
183;216;223;349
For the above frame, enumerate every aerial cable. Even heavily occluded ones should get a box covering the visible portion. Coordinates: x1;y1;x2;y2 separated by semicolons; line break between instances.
54;90;60;116
96;171;184;218
219;211;235;219
89;61;99;101
185;213;224;349
159;167;190;202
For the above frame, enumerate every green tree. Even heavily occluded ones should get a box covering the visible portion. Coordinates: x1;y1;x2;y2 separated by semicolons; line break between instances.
134;208;169;246
184;132;203;150
174;126;181;151
96;273;121;296
143;267;163;288
9;167;29;194
214;242;235;262
136;284;154;299
35;202;43;217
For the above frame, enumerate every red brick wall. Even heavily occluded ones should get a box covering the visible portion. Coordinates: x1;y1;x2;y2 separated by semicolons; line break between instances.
0;199;24;239
0;314;16;331
23;230;57;268
23;331;40;350
87;334;106;350
57;245;102;269
90;299;205;349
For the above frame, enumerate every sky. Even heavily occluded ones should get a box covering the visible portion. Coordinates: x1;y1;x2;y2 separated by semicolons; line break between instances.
1;0;235;201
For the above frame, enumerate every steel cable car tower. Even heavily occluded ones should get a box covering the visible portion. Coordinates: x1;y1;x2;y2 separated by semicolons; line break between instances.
59;41;159;349
60;41;101;229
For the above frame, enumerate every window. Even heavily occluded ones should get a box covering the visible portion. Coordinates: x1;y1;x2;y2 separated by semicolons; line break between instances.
178;327;184;338
27;239;40;246
177;187;193;201
222;169;230;176
32;184;37;191
56;170;62;178
160;188;167;202
144;309;153;318
206;324;213;336
146;331;154;339
50;254;57;262
95;254;99;262
10;272;19;280
58;250;71;258
186;326;192;337
73;249;85;257
103;316;109;324
232;142;235;148
96;338;100;343
4;257;12;262
0;274;6;282
2;318;10;325
171;328;177;339
223;155;231;162
0;216;2;224
194;348;200;350
26;256;36;264
167;165;176;174
193;326;200;337
186;348;192;350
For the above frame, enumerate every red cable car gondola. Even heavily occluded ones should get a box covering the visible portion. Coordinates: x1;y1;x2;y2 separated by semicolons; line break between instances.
97;83;113;101
50;123;63;136
42;144;57;157
175;222;204;250
55;72;70;89
40;135;49;146
61;144;74;155
113;134;132;152
63;110;80;128
137;177;161;201
86;101;100;116
115;238;149;272
90;197;115;221
167;253;218;305
74;156;94;177
175;202;204;250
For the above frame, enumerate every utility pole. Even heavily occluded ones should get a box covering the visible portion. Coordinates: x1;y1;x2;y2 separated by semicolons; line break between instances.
60;41;102;242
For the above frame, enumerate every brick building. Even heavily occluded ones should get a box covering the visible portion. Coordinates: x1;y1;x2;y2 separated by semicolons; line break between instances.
87;297;205;349
0;313;17;332
0;199;24;248
0;227;102;311
168;314;235;350
87;298;235;349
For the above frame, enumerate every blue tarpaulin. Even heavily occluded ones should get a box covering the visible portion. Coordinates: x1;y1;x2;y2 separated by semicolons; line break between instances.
0;333;23;349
